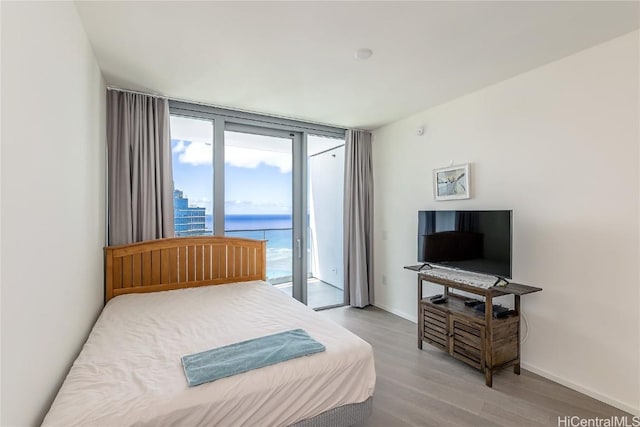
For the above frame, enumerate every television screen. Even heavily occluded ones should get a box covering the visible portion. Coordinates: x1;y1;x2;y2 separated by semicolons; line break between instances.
418;210;512;278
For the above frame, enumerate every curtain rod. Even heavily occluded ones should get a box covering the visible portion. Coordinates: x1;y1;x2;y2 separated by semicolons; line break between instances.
106;85;358;132
107;86;167;99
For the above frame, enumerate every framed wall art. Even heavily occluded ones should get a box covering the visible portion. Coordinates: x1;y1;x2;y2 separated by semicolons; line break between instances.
433;163;470;200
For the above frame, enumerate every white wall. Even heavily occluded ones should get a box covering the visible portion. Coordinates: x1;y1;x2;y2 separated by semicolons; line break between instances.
309;146;345;289
373;31;639;414
1;2;106;425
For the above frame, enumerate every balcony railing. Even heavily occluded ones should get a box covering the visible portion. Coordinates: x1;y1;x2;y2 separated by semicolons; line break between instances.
224;227;290;240
225;228;293;285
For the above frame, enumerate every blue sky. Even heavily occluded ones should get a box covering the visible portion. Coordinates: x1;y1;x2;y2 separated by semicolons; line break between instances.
224;162;292;215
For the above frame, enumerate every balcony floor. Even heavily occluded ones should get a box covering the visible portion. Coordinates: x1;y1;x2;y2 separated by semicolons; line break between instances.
274;278;344;309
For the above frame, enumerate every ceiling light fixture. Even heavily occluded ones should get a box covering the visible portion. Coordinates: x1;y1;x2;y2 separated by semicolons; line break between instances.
354;48;373;60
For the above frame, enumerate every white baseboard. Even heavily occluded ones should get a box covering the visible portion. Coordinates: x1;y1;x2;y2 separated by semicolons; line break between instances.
372;302;416;323
521;363;639;416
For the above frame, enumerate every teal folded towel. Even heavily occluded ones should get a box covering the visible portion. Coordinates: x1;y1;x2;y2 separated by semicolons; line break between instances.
181;329;326;387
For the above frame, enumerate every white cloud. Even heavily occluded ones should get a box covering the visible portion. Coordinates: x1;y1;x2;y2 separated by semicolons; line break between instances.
170;119;292;172
176;140;212;166
172;140;291;173
225;146;291;173
172;140;186;154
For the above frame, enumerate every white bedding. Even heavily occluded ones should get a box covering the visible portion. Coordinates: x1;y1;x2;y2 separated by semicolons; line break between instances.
42;281;376;427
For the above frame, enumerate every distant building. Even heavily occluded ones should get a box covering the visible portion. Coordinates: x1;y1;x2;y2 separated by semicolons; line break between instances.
174;189;206;237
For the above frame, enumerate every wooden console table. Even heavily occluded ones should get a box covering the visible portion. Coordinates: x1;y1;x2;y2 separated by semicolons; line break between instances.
406;266;542;387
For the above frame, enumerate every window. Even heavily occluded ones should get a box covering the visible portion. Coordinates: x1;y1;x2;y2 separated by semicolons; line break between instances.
170;115;214;236
169;101;346;308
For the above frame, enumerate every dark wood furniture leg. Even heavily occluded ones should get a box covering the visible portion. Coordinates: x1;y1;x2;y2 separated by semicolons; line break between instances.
418;276;423;349
484;293;493;387
514;294;521;375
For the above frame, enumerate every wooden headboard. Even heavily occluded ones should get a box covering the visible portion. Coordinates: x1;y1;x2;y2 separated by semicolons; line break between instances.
104;236;267;303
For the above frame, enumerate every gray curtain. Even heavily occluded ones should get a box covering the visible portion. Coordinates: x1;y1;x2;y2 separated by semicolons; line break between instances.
344;129;374;308
107;90;174;246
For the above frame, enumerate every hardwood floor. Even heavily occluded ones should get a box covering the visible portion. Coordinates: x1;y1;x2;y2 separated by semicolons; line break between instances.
319;306;630;427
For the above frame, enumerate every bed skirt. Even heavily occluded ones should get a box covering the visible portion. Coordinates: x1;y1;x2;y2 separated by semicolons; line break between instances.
290;396;373;427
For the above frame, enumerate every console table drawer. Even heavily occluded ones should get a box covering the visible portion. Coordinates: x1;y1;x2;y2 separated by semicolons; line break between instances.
424;305;447;321
422;303;448;350
452;319;482;344
451;318;484;369
423;331;448;350
424;317;447;336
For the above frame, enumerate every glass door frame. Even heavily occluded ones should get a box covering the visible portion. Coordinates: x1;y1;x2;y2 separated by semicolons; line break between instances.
306;136;347;310
169;100;345;308
222;123;307;304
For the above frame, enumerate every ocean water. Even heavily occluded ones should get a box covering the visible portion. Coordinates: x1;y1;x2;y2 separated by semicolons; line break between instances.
205;214;293;282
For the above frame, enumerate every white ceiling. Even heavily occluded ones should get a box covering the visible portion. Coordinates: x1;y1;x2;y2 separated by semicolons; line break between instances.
75;1;639;130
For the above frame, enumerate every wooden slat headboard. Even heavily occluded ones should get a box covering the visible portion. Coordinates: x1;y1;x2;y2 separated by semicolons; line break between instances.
104;236;267;303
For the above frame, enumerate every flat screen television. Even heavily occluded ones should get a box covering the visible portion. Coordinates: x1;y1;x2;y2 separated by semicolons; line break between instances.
418;210;512;278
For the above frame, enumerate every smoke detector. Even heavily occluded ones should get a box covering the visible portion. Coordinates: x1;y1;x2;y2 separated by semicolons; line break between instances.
354;48;373;60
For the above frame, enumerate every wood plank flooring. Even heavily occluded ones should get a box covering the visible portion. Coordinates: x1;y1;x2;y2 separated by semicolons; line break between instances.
319;306;630;427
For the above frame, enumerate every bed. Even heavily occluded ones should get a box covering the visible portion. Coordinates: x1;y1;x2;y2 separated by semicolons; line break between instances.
42;237;375;426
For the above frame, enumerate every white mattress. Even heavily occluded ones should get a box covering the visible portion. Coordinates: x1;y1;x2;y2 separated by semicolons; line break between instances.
42;281;376;427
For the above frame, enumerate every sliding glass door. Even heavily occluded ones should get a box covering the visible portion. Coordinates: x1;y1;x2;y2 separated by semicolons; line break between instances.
169;103;345;309
223;127;295;294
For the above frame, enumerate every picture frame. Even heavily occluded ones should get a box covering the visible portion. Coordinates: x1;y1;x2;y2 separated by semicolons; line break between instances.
433;163;470;200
